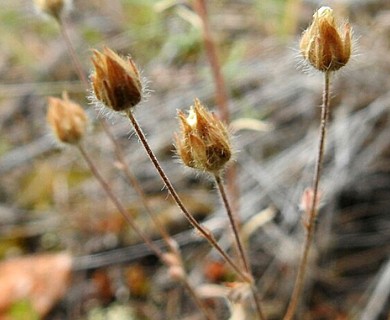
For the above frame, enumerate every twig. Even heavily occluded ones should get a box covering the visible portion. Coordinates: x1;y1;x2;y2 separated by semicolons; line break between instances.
284;71;331;320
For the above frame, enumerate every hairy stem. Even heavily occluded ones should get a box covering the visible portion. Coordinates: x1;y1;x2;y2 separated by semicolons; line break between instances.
77;143;213;319
58;18;175;251
126;109;251;283
58;16;212;320
284;71;331;320
215;175;265;320
214;175;249;271
192;0;241;231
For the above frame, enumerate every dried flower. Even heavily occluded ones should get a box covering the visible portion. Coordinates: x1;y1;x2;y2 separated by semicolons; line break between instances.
300;6;351;72
34;0;71;21
90;47;142;112
176;99;232;173
47;92;88;144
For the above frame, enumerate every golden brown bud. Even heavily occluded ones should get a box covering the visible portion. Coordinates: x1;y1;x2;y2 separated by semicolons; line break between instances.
175;99;232;173
90;47;142;112
47;93;88;144
34;0;71;21
300;6;351;72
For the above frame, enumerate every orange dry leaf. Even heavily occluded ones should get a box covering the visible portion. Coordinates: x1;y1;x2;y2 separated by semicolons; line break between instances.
91;269;113;302
0;253;72;318
204;261;228;283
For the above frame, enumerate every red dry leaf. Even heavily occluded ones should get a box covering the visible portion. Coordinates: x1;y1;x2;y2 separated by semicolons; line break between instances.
0;252;72;317
91;269;113;302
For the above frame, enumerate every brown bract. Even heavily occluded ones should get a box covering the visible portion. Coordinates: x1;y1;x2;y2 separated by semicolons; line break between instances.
176;99;232;173
300;6;351;72
47;93;88;144
91;47;142;112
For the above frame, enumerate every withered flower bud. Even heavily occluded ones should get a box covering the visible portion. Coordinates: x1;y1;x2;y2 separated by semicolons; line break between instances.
91;47;142;112
176;99;232;173
47;92;88;144
34;0;71;21
300;6;351;72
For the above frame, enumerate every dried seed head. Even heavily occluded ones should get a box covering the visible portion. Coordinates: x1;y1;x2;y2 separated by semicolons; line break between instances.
47;92;88;144
300;6;351;72
34;0;71;21
90;47;142;112
175;99;232;173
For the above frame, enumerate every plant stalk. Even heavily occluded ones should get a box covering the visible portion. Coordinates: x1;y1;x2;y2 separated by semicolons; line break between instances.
215;175;265;320
58;18;89;88
192;0;229;122
77;143;213;320
181;278;216;320
58;16;213;320
192;0;241;231
126;109;251;283
214;175;249;272
283;71;331;320
76;143;165;261
58;18;175;251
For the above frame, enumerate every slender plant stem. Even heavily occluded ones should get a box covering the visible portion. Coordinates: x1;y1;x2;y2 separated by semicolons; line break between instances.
102;121;175;251
126;109;251;283
76;143;165;261
252;289;266;320
77;143;213;320
214;175;249;272
58;18;89;88
215;175;265;320
192;0;229;122
192;0;241;229
181;278;216;320
58;18;175;251
57;15;212;320
284;71;331;320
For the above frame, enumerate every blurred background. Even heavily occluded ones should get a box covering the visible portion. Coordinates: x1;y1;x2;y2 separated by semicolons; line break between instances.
0;0;389;319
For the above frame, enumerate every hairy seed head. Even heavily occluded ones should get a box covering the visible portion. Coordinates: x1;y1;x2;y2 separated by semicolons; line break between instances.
34;0;71;21
176;99;232;173
91;47;142;112
47;92;88;144
300;6;351;72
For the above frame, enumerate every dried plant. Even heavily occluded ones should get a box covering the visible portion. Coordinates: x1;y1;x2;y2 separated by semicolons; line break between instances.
176;99;265;318
284;6;352;320
37;3;357;320
47;92;88;145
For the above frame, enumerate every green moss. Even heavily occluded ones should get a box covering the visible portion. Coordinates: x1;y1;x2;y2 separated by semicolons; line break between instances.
8;300;40;320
